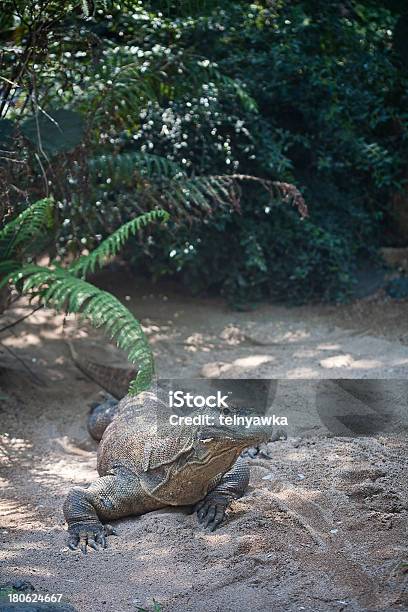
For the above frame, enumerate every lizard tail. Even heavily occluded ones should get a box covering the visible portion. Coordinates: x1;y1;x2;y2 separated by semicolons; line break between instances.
66;339;137;399
88;397;119;441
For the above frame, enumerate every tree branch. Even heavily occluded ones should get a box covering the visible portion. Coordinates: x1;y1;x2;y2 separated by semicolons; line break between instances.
0;304;43;335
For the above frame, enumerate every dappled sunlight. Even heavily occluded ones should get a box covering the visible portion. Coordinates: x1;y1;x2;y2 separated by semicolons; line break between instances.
280;329;312;343
320;353;408;371
317;343;341;351
137;546;175;561
320;354;354;369
184;332;217;353
280;451;314;463
285;366;320;377
200;354;275;377
1;2;408;609
198;533;232;547
232;355;274;368
0;499;38;528
292;348;321;358
2;528;55;542
219;325;245;345
349;359;384;369
293;488;329;503
242;326;313;345
32;458;96;485
54;435;97;457
2;334;42;348
149;331;178;345
0;434;32;466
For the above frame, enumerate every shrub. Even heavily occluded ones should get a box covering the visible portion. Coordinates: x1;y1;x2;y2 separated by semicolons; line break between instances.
1;1;407;304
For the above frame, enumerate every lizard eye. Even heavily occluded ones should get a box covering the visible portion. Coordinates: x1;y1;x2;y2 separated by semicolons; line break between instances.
222;407;231;415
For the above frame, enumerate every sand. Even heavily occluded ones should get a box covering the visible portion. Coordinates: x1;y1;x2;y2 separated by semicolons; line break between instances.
1;270;407;611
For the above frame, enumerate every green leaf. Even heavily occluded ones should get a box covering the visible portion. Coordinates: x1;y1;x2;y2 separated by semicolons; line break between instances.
0;198;54;260
4;264;154;394
21;109;84;157
69;209;169;278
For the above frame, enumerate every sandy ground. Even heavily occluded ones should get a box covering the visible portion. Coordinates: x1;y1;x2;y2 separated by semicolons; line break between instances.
1;269;408;611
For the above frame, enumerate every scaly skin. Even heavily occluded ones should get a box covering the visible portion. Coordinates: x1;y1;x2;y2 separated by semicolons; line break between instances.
67;340;137;399
64;391;272;552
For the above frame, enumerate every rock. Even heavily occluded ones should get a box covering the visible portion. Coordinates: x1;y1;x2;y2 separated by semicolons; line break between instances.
242;446;258;458
270;428;287;442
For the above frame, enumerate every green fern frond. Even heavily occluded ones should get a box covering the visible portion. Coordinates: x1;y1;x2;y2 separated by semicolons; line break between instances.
4;264;154;394
0;198;54;259
80;57;162;128
220;75;258;113
89;151;241;216
199;63;258;113
166;175;240;212
88;153;307;218
69;209;169;278
0;260;21;277
89;152;186;186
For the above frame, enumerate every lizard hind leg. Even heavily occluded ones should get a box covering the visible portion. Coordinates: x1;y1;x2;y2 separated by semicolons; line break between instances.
87;396;119;441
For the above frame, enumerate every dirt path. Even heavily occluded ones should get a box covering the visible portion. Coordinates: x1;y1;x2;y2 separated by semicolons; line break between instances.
1;271;408;611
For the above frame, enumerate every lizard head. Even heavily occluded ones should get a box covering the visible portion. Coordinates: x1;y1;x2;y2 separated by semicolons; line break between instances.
196;402;274;449
158;379;278;451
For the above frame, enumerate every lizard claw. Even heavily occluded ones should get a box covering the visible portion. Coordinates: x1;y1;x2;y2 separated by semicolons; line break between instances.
67;521;116;553
195;495;228;532
104;524;117;536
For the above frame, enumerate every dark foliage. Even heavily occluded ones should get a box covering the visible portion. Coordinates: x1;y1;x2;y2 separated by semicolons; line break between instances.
1;1;407;305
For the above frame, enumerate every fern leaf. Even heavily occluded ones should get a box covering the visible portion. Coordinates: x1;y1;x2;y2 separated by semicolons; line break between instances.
4;264;154;394
89;151;242;217
0;198;54;260
89;152;186;186
89;150;307;220
0;260;21;280
69;209;169;278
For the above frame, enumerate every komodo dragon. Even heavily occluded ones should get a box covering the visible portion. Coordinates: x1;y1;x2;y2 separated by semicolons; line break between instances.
64;346;273;553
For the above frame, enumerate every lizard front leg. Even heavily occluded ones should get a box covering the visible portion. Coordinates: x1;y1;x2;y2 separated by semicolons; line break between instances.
195;456;250;532
63;469;160;552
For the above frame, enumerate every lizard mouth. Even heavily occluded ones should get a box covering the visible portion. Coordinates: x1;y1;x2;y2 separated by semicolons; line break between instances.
199;424;272;445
